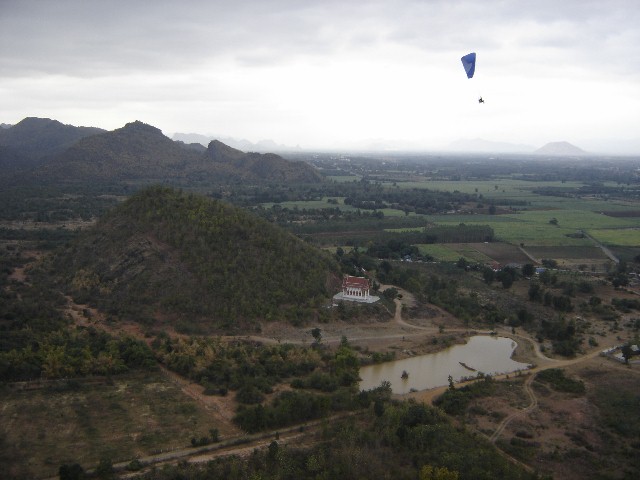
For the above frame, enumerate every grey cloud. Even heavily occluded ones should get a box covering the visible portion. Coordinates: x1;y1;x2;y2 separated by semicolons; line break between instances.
3;0;638;77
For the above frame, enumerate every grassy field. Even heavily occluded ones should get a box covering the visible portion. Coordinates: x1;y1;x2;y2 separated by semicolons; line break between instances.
0;372;228;479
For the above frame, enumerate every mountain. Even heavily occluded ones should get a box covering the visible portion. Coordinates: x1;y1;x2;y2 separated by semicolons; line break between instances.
0;117;104;161
0;145;32;174
28;120;321;185
44;186;341;332
33;120;201;183
534;141;587;156
448;138;534;153
202;140;322;183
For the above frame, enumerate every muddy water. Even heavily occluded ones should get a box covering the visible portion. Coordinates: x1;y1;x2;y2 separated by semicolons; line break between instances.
359;335;530;394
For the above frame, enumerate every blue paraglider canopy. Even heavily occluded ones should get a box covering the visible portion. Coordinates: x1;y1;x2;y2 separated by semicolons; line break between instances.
460;52;476;79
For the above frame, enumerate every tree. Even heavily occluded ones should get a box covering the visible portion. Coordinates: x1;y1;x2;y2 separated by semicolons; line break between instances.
374;398;385;417
621;344;633;365
611;273;629;289
482;267;495;284
310;327;322;345
456;257;469;270
496;267;516;289
521;263;535;277
498;272;514;289
383;287;398;300
267;440;279;463
95;458;114;479
59;463;85;480
539;269;553;286
420;464;459;480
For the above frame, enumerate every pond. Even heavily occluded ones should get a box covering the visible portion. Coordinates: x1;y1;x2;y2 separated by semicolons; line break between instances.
359;335;531;394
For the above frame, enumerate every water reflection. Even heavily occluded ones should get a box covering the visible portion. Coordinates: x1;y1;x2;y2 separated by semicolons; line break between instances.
359;335;530;394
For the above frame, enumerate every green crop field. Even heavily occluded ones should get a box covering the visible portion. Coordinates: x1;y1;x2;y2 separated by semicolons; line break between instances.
417;244;467;261
262;176;639;259
589;228;640;247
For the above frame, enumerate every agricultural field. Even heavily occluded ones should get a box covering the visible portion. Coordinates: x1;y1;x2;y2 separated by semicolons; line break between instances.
261;174;639;267
417;243;532;265
590;228;640;247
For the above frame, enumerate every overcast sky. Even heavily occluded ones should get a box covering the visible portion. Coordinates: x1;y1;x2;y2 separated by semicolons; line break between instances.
2;0;639;153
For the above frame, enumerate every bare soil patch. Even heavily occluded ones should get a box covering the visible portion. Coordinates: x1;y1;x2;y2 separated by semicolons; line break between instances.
456;355;640;479
468;242;532;265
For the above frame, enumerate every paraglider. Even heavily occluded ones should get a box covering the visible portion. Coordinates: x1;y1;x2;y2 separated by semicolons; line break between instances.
461;52;484;103
460;52;476;79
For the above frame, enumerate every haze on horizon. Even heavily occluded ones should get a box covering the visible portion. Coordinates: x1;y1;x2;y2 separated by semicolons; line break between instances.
1;0;639;154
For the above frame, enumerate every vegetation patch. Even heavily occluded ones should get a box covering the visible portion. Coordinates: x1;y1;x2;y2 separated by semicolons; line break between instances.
534;369;586;395
0;372;220;479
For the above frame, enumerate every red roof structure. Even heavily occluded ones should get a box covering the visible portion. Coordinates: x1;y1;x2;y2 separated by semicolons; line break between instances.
342;275;370;289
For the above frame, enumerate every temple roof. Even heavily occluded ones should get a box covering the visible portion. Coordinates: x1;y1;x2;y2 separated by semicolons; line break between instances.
342;275;369;289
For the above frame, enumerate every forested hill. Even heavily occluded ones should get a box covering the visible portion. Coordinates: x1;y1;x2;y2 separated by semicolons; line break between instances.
42;186;341;332
18;119;321;185
32;121;202;183
202;140;323;183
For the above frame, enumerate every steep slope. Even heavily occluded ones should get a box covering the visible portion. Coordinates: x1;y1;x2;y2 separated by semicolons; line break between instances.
0;117;104;161
44;186;341;332
201;140;322;183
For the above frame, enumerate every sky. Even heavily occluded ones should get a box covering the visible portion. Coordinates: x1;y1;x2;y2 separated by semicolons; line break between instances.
2;0;640;154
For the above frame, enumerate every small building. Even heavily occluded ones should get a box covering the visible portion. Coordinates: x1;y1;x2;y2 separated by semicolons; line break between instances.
333;275;380;304
342;275;371;300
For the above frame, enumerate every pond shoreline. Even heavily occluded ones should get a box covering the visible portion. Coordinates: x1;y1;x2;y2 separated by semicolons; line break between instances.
359;335;532;394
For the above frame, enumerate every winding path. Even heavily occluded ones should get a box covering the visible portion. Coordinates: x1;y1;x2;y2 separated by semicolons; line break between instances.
489;372;537;443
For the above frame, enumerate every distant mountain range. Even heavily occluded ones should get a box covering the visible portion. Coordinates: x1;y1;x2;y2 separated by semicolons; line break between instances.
0;118;321;185
448;138;535;154
172;132;297;152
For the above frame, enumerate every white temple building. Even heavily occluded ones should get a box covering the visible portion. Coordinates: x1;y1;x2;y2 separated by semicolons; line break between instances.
333;275;379;303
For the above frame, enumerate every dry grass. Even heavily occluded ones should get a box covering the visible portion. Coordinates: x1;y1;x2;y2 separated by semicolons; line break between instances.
0;371;236;479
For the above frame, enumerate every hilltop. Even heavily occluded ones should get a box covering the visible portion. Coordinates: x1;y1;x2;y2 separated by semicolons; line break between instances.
42;186;341;332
